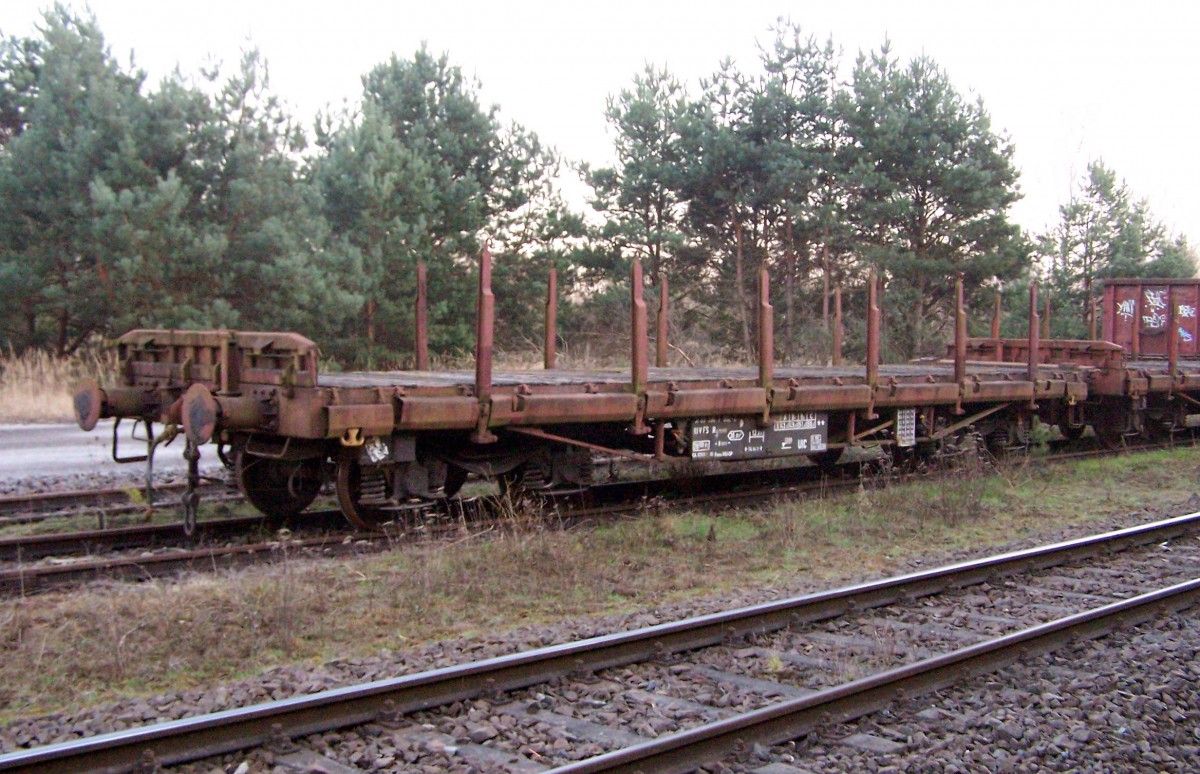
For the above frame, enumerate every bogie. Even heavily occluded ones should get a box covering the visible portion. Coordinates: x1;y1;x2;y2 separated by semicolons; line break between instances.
234;449;323;524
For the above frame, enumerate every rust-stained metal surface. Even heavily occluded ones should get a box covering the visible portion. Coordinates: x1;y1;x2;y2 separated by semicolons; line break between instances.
1027;282;1040;389
757;265;773;392
866;271;880;391
630;260;648;396
1102;278;1200;359
471;245;496;444
544;268;557;370
415;262;429;371
953;277;966;387
89;347;1093;442
86;319;1196;444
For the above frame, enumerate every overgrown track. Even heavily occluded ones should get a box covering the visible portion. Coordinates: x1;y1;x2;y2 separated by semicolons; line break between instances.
4;512;1198;773
0;441;1180;597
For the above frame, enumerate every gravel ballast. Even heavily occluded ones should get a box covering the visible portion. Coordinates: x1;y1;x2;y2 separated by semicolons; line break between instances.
2;498;1199;772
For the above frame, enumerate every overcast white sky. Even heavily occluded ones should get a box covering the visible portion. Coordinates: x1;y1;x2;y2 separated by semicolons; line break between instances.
5;0;1199;248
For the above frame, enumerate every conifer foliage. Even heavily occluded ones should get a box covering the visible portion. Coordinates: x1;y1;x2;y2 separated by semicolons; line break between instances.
0;10;1192;365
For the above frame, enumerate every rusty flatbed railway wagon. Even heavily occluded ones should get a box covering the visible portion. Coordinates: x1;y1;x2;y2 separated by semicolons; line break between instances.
73;255;1200;531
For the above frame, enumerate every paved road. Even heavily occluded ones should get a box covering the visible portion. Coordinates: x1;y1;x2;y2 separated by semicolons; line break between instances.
0;420;221;482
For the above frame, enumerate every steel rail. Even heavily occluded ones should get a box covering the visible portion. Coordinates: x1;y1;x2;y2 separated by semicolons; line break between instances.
0;482;233;519
0;515;268;562
0;435;1161;536
0;455;846;584
0;523;375;596
552;576;1200;773
0;506;531;596
0;468;839;595
0;508;354;563
3;511;1198;773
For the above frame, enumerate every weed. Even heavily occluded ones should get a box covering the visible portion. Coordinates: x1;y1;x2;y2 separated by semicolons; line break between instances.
1029;417;1055;456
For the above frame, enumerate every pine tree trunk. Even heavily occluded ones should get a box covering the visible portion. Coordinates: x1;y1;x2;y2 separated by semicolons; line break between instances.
910;281;928;358
821;238;830;326
56;309;69;357
784;216;795;361
1084;275;1093;336
784;263;795;362
734;218;752;356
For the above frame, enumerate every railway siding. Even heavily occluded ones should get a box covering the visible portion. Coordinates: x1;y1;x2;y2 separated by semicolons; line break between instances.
69;263;1200;530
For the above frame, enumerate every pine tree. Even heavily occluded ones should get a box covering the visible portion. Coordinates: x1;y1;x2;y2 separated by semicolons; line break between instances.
839;43;1026;357
0;9;149;352
584;64;690;288
1041;160;1195;337
314;46;560;365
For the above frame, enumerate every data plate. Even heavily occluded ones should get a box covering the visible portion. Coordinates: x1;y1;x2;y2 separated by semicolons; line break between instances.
690;412;828;460
896;408;917;447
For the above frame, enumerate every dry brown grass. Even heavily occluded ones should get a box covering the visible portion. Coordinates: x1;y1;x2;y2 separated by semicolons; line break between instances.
0;348;116;424
1;447;1198;719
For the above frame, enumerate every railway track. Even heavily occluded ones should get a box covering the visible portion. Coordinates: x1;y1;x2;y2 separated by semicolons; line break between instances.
0;429;1151;525
0;450;845;595
3;511;1197;772
0;441;1181;597
0;481;238;525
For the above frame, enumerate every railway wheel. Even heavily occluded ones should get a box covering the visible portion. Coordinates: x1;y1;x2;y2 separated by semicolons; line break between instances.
1091;400;1132;450
235;451;324;523
335;457;395;531
336;456;469;531
442;464;468;497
